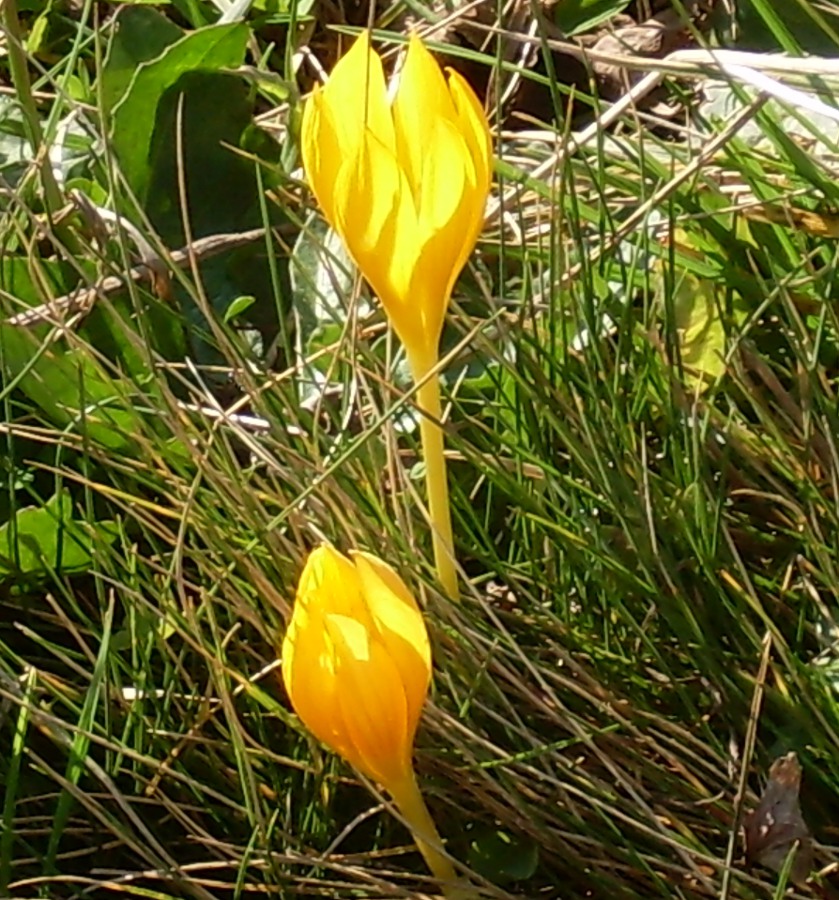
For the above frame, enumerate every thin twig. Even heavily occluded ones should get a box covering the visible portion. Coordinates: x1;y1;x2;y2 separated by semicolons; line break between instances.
5;228;268;328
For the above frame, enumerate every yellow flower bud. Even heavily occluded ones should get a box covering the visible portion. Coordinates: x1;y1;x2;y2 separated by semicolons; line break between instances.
300;33;492;364
281;544;431;789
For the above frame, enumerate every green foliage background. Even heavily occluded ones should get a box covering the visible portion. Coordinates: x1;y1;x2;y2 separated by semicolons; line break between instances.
2;0;839;897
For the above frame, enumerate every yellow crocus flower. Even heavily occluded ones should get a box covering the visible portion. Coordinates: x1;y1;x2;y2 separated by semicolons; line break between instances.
300;35;492;603
282;544;464;895
300;32;492;370
282;543;431;786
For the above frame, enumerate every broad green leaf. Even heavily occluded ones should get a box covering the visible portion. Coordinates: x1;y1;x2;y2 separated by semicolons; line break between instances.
100;6;184;111
1;332;149;451
143;72;262;242
224;295;256;322
0;491;118;577
553;0;631;36
109;22;249;205
467;829;539;884
136;64;287;354
100;11;288;364
0;259;147;452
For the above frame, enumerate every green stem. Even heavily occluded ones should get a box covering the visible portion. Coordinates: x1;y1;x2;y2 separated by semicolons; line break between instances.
1;0;64;218
388;772;470;899
407;347;459;602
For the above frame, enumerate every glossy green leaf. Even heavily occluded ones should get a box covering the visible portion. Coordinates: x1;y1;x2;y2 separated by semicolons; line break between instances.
224;295;256;322
0;491;118;577
553;0;630;36
108;22;249;205
467;828;539;885
100;6;184;112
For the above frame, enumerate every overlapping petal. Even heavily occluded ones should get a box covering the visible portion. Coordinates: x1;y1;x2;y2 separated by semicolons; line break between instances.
410;118;474;350
333;132;418;347
320;32;394;153
299;33;492;363
327;613;413;785
447;69;492;194
295;544;370;624
446;69;493;278
351;550;431;741
300;91;341;229
392;35;457;200
301;33;395;231
281;600;358;766
281;544;432;791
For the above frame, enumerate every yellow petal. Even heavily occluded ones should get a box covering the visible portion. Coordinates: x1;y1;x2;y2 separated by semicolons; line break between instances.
446;69;492;196
417;117;469;239
300;88;341;229
351;551;428;648
295;544;371;625
282;602;358;766
333;131;420;348
326;613;414;787
349;550;428;620
392;34;457;201
301;34;396;231
302;33;492;364
446;70;491;279
407;118;476;349
351;551;431;740
320;32;395;152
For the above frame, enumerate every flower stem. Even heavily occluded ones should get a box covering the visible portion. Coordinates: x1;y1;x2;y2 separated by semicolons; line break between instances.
407;348;459;602
388;773;470;899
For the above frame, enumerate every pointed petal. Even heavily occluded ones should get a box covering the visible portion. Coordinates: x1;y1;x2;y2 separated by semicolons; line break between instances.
351;551;431;740
301;34;397;229
446;69;492;195
445;178;487;305
333;132;422;351
281;602;357;766
407;118;475;347
417;118;469;238
446;69;492;279
295;544;371;625
351;550;426;625
321;32;395;152
326;613;414;787
300;88;342;229
351;550;431;678
392;35;457;199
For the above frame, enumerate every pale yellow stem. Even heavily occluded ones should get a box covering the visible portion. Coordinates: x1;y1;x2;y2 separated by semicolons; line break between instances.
406;347;459;602
388;772;471;899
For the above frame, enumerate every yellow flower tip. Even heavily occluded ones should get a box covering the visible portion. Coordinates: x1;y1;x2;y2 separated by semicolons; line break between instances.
281;545;431;790
300;31;492;360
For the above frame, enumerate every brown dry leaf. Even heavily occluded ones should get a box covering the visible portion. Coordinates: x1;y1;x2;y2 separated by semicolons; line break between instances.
742;204;839;238
744;752;814;886
590;2;704;101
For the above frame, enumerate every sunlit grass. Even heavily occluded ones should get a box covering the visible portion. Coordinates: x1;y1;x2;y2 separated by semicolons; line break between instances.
2;1;839;898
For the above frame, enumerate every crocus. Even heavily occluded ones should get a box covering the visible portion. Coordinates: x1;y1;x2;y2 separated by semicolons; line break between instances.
300;35;491;603
282;545;463;894
300;32;492;372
